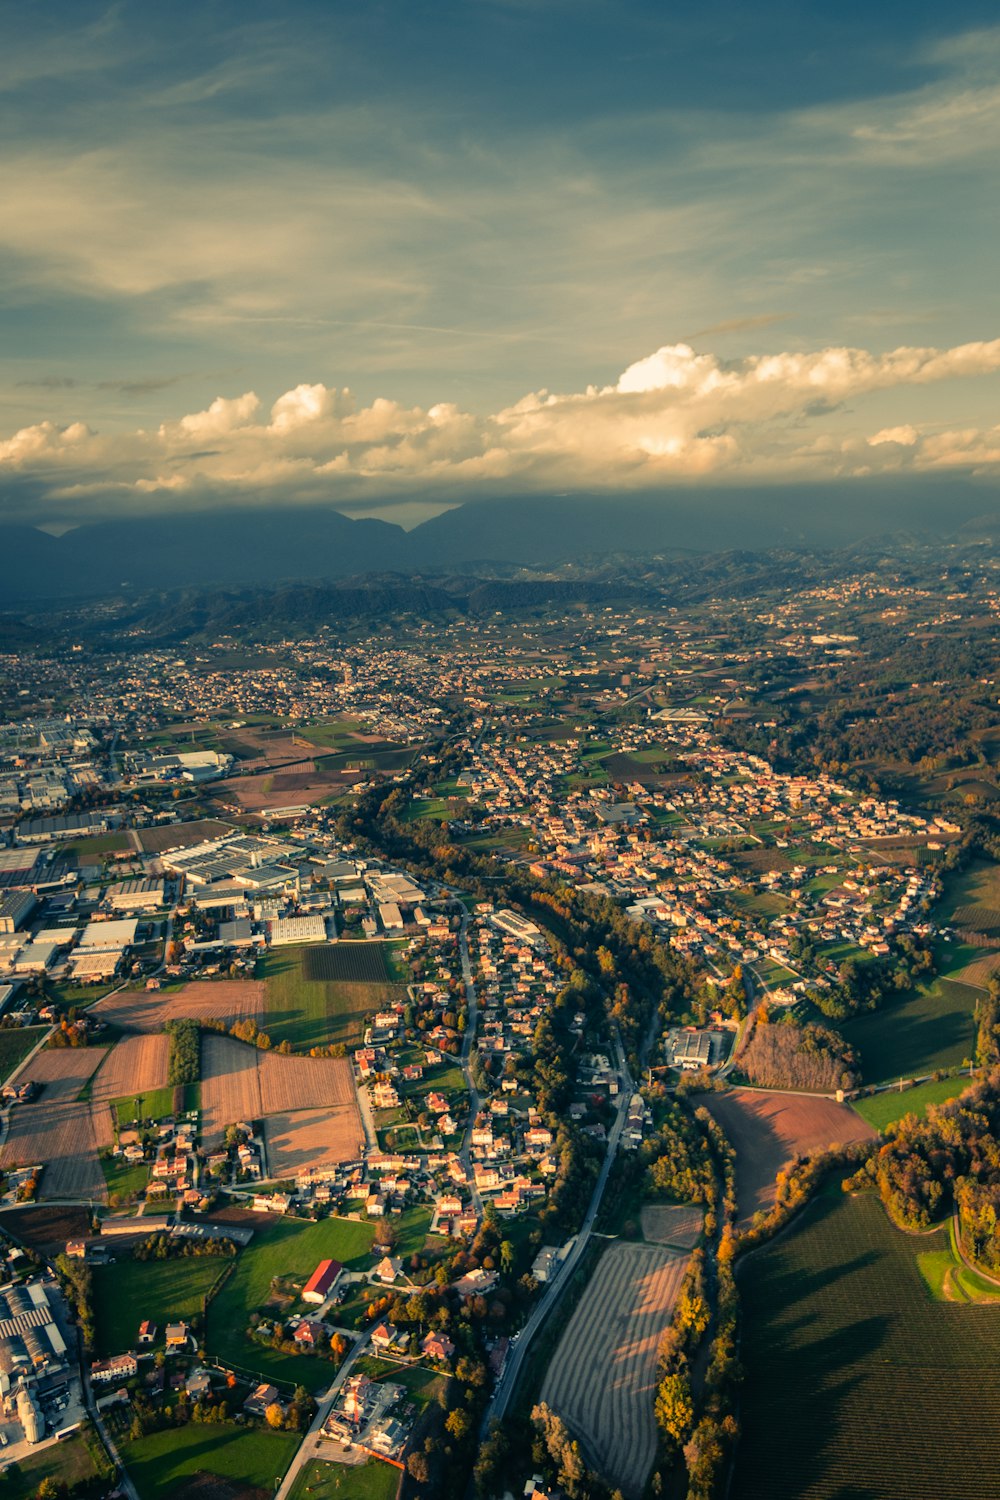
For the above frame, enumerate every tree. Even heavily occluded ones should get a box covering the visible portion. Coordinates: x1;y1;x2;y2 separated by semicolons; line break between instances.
265;1402;285;1429
407;1452;430;1483
655;1371;694;1446
445;1407;471;1441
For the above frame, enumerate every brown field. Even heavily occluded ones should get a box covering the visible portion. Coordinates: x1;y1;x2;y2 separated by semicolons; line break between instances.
700;1088;876;1225
640;1203;704;1249
0;1204;93;1254
91;1034;170;1104
201;1036;263;1146
216;767;361;813
731;848;799;874
257;1052;356;1114
0;1047;109;1201
953;952;1000;987
953;904;1000;933
92;980;265;1033
201;1037;362;1166
540;1242;689;1498
264;1105;364;1177
136;819;233;854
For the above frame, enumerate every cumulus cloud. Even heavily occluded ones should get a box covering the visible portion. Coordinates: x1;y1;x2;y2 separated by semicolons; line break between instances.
1;335;1000;522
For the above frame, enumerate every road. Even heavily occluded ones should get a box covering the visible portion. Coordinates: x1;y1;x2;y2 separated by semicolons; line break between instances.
274;1330;373;1500
85;1371;141;1500
457;913;484;1215
483;1029;634;1428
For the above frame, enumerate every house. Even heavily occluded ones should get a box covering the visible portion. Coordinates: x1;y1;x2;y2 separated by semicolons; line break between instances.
186;1368;213;1399
421;1330;455;1362
302;1258;342;1304
373;1255;402;1284
164;1322;190;1351
370;1320;407;1354
294;1320;321;1348
65;1239;87;1259
91;1353;138;1384
137;1321;157;1346
244;1383;282;1417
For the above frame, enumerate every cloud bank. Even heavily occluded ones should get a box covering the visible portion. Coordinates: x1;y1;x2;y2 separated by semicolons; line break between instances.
2;336;1000;524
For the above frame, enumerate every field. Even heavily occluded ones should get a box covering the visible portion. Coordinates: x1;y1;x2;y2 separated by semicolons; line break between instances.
93;979;266;1033
0;1202;92;1254
540;1241;690;1498
0;1026;48;1083
0;1048;110;1201
0;1426;112;1499
201;1035;362;1168
137;819;233;854
839;973;978;1084
206;1215;375;1387
304;944;390;984
91;1033;170;1114
263;945;405;1051
639;1203;703;1249
699;1088;875;1224
121;1420;300;1500
733;1189;1000;1499
288;1458;401;1500
852;1075;972;1132
93;1256;229;1356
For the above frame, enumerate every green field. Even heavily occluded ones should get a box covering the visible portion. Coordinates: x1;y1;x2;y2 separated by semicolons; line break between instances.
101;1153;151;1203
288;1457;400;1500
917;1220;1000;1304
839;973;978;1084
852;1075;972;1131
262;946;404;1050
206;1215;375;1386
0;1426;112;1498
93;1255;228;1356
734;1189;1000;1500
112;1085;178;1123
122;1420;300;1500
0;1026;47;1083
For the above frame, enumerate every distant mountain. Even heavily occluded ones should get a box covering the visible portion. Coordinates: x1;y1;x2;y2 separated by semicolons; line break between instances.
1;477;997;601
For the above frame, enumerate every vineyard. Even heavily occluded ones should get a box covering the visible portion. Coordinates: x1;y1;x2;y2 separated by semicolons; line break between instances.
304;943;390;983
734;1188;1000;1499
540;1241;689;1498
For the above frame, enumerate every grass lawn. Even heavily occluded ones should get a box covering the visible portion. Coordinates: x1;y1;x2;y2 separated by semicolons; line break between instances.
840;974;980;1084
262;947;405;1051
0;1025;47;1083
288;1457;401;1500
207;1216;375;1387
59;830;132;857
852;1075;972;1131
100;1153;150;1203
733;1188;1000;1500
122;1420;301;1500
0;1426;112;1499
92;1256;228;1356
112;1085;178;1124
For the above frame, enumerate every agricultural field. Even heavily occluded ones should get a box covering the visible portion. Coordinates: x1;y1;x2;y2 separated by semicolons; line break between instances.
136;819;233;854
839;973;978;1084
206;1214;375;1387
201;1035;362;1167
0;1425;112;1500
852;1075;972;1132
639;1203;703;1249
0;1202;92;1255
263;944;406;1050
700;1088;875;1224
733;1189;1000;1500
94;979;266;1033
91;1033;170;1108
540;1241;690;1498
0;1047;110;1201
93;1255;229;1357
121;1420;300;1500
0;1025;47;1084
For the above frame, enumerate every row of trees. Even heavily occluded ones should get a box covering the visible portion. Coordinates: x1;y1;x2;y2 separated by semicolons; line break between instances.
164;1017;199;1084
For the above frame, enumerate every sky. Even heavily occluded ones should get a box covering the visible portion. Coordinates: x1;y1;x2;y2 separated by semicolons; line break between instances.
1;0;999;529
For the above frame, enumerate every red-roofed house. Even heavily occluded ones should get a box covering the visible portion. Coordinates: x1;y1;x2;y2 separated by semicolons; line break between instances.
303;1258;343;1304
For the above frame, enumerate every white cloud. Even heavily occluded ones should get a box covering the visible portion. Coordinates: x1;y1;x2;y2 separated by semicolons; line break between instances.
1;334;999;521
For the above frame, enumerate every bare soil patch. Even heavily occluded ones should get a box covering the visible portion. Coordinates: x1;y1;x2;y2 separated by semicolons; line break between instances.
699;1088;875;1225
0;1048;109;1201
257;1053;356;1115
640;1204;704;1249
541;1242;689;1498
216;767;360;813
0;1203;93;1254
264;1105;364;1177
91;1034;170;1105
201;1036;263;1149
93;980;265;1034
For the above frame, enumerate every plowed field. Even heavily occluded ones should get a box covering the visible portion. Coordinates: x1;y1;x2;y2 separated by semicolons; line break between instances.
640;1204;703;1249
93;980;265;1033
91;1034;170;1104
700;1088;875;1224
0;1047;109;1201
540;1242;689;1498
264;1106;364;1177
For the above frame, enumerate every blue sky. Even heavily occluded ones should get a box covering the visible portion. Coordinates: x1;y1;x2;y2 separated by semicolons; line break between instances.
1;0;999;525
